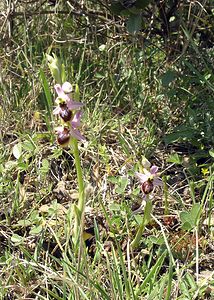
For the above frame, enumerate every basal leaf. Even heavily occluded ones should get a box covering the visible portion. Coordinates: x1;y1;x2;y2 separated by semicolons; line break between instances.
181;221;193;231
180;211;193;230
190;203;201;225
110;2;124;15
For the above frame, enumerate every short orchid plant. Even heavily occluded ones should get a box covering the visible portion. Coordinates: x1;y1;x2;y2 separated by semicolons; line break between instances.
131;159;163;249
46;54;85;247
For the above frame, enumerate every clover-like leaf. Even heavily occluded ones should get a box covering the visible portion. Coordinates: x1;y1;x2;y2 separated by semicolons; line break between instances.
180;203;201;230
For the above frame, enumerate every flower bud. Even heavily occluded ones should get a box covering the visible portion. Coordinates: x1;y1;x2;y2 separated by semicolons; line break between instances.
142;157;151;169
46;54;62;84
141;180;154;194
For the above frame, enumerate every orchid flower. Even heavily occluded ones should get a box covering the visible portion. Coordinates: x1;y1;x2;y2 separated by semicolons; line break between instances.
56;126;71;147
53;81;85;144
136;165;162;197
46;53;62;84
54;83;83;111
55;111;85;146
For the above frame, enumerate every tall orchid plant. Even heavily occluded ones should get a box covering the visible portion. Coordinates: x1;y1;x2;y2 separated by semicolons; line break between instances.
46;54;85;247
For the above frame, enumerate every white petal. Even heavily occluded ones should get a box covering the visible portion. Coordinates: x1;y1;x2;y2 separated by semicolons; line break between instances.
135;172;149;183
54;84;63;97
54;84;70;101
62;82;73;93
55;126;64;133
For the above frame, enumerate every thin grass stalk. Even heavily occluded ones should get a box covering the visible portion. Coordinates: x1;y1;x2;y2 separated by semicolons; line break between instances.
152;214;175;266
165;257;173;300
163;175;169;215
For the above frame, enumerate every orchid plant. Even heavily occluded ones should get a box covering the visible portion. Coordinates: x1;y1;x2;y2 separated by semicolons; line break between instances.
46;54;85;247
131;159;163;249
46;54;162;252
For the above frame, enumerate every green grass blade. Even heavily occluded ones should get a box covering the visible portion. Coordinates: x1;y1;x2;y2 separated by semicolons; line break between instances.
136;250;167;296
39;68;53;124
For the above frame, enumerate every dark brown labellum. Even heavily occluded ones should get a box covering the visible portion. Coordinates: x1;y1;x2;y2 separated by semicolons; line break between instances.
141;180;154;194
59;103;72;122
57;127;70;146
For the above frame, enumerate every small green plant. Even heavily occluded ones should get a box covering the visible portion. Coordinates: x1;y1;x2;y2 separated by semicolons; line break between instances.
180;203;201;231
131;159;163;249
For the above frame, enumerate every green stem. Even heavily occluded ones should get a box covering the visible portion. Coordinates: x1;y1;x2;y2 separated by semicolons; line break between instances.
73;139;85;211
131;220;146;250
72;138;85;244
131;200;152;249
